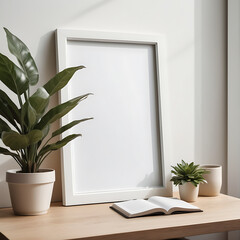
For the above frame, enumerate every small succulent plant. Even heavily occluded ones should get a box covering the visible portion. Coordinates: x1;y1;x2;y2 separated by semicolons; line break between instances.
170;160;208;187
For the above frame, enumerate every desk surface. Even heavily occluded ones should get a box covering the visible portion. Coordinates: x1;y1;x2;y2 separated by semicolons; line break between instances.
0;193;240;240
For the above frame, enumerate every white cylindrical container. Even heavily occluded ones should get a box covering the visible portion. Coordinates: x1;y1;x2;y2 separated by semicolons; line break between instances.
199;165;222;196
6;169;55;216
179;182;199;202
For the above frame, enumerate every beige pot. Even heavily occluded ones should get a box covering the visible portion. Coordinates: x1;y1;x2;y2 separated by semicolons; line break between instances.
199;165;222;196
6;169;55;216
179;182;199;202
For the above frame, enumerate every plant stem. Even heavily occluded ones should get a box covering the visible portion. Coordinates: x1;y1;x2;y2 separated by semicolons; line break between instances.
41;137;52;149
36;151;52;170
17;94;23;107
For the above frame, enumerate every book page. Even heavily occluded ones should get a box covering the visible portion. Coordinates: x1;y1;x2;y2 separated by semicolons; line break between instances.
112;199;166;217
148;196;200;213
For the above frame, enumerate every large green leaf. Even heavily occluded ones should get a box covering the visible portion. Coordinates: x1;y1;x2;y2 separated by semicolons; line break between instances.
21;88;50;129
0;119;11;137
27;102;37;128
51;118;93;138
36;124;50;149
28;130;43;143
29;87;49;119
43;66;85;96
0;98;18;128
2;130;43;150
0;53;28;95
20;101;37;130
39;134;81;156
35;94;91;130
0;90;20;123
2;131;28;150
42;124;50;139
4;28;39;86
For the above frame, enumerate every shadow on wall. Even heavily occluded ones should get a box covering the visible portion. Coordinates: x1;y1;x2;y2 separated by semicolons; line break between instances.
137;172;162;188
27;30;64;203
35;0;114;85
0;158;18;208
35;31;56;89
66;0;113;24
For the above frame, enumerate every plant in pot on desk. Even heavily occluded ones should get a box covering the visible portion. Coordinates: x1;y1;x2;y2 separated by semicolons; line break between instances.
170;160;208;202
0;28;92;215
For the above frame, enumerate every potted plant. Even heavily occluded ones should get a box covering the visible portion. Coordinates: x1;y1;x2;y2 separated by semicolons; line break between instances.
0;28;92;215
170;160;208;202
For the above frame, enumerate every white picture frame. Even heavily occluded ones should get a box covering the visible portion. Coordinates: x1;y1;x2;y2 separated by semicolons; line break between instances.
56;29;172;206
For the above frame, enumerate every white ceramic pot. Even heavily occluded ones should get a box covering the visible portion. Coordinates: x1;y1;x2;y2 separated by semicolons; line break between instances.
6;169;55;216
179;182;199;202
199;165;222;196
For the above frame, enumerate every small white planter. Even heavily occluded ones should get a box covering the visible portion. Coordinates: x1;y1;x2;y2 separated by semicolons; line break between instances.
199;165;222;196
179;182;199;202
6;169;55;216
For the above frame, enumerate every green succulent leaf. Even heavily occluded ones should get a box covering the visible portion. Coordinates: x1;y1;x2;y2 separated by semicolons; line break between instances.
52;118;93;138
2;130;43;150
0;53;28;95
4;28;39;85
35;94;91;130
170;160;208;186
43;66;85;96
39;134;81;156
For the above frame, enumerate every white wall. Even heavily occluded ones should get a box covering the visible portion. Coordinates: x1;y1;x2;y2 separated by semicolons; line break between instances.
0;2;229;239
195;0;227;193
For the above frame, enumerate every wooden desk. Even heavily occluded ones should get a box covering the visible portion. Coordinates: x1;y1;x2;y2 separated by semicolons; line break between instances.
0;194;240;240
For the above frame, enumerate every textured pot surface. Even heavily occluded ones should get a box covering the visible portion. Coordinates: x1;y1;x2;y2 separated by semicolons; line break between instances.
179;182;199;202
199;165;222;196
6;169;55;216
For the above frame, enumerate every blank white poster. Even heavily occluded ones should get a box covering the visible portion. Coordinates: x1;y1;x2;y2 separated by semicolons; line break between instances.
65;40;163;194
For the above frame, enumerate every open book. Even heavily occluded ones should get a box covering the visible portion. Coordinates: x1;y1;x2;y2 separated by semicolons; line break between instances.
110;196;202;218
